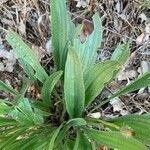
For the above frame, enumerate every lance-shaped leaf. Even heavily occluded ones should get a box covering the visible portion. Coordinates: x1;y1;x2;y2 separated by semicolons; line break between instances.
84;60;121;107
0;117;17;127
64;49;85;118
109;72;150;100
0;127;27;149
51;0;75;70
41;71;63;106
90;72;150;112
111;42;130;65
74;132;92;150
49;124;63;150
0;101;12;114
6;31;48;83
109;114;150;144
73;13;102;73
84;128;146;150
19;58;37;82
0;80;19;96
67;118;86;127
11;98;44;126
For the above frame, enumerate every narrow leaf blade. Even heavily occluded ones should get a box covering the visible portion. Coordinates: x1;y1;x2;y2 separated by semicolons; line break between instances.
41;71;63;105
73;13;102;73
109;114;150;144
0;117;17;127
74;132;92;150
110;72;150;100
85;60;121;106
67;118;86;127
111;42;130;65
64;49;85;118
51;0;75;70
84;128;146;150
49;124;63;150
0;80;19;96
6;31;48;82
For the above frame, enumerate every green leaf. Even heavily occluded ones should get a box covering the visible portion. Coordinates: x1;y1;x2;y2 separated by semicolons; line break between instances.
109;114;150;144
6;31;48;82
11;98;43;125
92;72;150;112
109;72;150;100
7;127;54;150
51;0;75;70
30;100;50;112
0;101;12;114
0;117;17;127
41;71;63;106
19;58;37;82
55;124;69;146
64;49;85;118
20;77;31;96
0;80;19;96
73;13;102;73
49;124;63;150
84;128;146;150
111;42;130;65
0;127;27;149
84;60;121;106
74;132;92;150
67;118;87;127
64;139;76;150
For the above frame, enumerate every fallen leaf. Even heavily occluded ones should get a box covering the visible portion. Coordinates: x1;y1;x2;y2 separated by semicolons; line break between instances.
88;112;101;118
136;33;144;45
110;97;129;116
80;19;94;43
75;0;90;8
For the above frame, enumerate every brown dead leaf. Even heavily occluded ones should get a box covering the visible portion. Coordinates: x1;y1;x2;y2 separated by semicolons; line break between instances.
79;19;94;43
136;33;144;45
97;145;106;150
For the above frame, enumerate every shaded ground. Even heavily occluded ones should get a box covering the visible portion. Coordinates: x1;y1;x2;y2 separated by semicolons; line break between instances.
0;0;150;118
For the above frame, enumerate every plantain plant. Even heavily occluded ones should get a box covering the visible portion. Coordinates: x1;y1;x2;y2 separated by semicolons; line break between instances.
0;0;150;149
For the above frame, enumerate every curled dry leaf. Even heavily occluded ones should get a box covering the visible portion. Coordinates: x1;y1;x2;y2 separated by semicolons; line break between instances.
75;0;90;8
117;70;138;81
136;33;144;45
88;112;102;119
0;50;16;72
80;20;94;43
110;97;129;116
